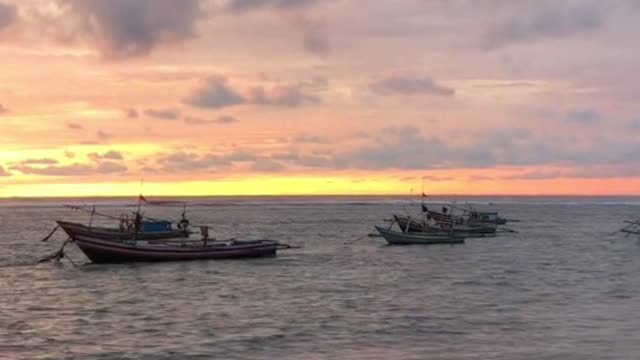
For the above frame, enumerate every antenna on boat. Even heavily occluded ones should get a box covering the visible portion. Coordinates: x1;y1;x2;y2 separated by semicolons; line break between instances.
421;176;428;213
136;178;144;215
134;178;144;242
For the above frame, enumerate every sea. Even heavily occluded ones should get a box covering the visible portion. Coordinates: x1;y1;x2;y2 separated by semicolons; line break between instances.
1;195;639;360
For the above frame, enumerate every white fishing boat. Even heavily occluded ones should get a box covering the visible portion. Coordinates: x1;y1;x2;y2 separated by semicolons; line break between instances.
374;226;465;245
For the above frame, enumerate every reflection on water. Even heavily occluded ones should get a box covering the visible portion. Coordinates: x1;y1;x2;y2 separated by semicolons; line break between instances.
1;197;640;359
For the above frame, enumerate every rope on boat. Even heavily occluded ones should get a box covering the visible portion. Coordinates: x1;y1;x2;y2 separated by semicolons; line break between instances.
38;238;76;266
40;225;60;242
344;234;369;245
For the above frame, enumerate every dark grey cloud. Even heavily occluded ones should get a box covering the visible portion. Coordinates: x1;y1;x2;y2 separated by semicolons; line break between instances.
0;103;9;114
370;73;455;96
246;84;321;107
292;15;329;56
144;107;180;120
88;150;124;161
185;115;239;125
60;0;202;59
157;151;231;171
483;2;608;50
565;108;600;124
183;76;245;109
22;158;59;165
0;165;10;176
0;2;17;31
251;159;286;172
155;149;296;173
10;161;127;176
184;76;321;109
95;161;128;174
66;122;83;130
223;0;328;56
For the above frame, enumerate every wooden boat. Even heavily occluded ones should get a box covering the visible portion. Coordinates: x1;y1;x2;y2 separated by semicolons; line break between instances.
71;234;282;264
374;226;465;245
393;215;497;237
468;210;507;225
425;207;508;226
57;220;189;241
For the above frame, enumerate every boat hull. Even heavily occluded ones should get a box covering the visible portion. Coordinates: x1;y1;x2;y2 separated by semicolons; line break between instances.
57;220;189;241
73;235;279;264
374;226;465;245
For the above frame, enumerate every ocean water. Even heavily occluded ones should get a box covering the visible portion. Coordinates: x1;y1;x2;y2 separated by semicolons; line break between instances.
1;196;640;360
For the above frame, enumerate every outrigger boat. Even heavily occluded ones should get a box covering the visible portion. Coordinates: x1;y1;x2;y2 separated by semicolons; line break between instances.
393;214;497;237
39;196;297;264
42;220;293;264
374;225;465;245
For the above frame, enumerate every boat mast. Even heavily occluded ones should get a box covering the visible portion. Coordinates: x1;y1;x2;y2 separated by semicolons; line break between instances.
134;179;144;242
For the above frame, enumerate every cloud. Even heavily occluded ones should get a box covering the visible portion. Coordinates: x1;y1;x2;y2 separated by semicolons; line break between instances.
124;108;139;118
216;115;238;124
95;161;128;174
293;133;331;144
87;150;124;161
246;84;321;107
157;151;231;171
144;107;181;120
370;73;454;96
483;2;608;50
10;161;127;176
251;158;286;172
0;165;10;176
503;170;564;180
58;0;202;59
184;76;321;109
184;115;238;125
0;103;9;114
626;119;640;130
0;2;17;31
183;76;245;109
223;0;328;56
565;108;600;124
224;0;319;13
96;130;112;141
289;14;329;56
66;122;83;130
22;158;59;165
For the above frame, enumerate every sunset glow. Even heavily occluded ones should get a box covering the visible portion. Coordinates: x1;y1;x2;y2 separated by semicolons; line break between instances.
1;0;639;197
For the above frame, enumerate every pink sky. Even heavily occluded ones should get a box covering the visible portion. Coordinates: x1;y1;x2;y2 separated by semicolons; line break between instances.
1;0;639;196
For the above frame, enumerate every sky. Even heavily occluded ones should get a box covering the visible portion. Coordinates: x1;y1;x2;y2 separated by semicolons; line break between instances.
1;0;640;197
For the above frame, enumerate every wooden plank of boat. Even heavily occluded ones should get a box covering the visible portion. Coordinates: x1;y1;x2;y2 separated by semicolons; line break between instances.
374;226;465;245
57;220;189;241
72;234;281;264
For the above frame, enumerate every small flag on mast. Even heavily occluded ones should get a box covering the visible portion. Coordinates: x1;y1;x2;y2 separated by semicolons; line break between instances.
139;194;147;202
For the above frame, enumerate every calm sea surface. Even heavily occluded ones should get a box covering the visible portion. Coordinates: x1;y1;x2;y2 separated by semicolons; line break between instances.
1;196;640;360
